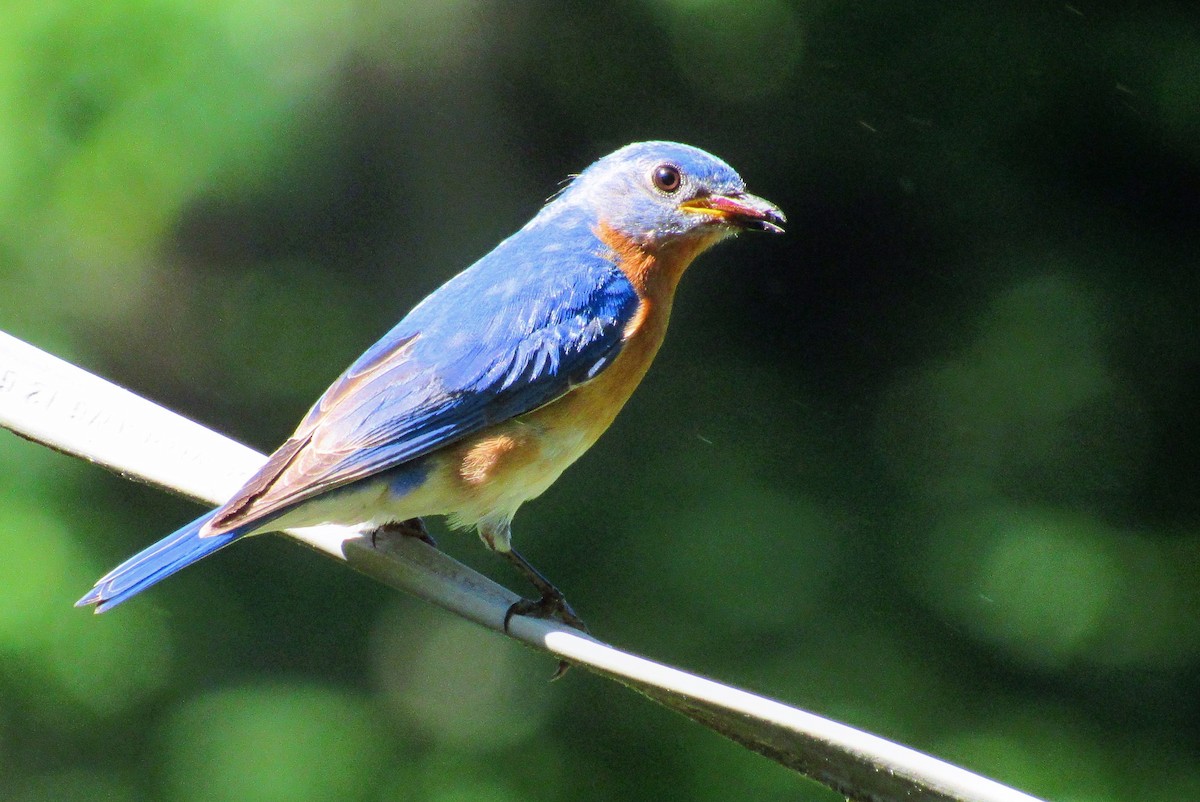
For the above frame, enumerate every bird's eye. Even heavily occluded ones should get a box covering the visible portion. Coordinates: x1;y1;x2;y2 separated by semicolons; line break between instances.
652;164;682;193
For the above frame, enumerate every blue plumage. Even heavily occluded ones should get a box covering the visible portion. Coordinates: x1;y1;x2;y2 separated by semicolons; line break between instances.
75;513;240;613
76;140;784;617
78;214;641;613
216;233;642;523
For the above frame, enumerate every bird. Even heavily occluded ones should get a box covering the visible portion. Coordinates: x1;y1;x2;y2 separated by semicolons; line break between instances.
76;141;785;631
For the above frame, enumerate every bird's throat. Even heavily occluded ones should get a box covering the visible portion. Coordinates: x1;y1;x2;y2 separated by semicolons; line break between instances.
595;222;726;302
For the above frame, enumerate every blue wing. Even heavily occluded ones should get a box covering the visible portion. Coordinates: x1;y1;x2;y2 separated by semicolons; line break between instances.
207;230;640;533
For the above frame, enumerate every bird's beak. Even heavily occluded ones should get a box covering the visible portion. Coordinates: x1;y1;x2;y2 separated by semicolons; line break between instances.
680;191;786;234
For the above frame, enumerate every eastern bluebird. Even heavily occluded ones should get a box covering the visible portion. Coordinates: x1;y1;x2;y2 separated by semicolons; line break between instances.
76;141;785;630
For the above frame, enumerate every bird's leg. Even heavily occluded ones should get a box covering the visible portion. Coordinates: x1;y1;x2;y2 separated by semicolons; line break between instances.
500;547;588;634
500;547;587;681
371;517;437;549
478;521;587;677
479;522;586;631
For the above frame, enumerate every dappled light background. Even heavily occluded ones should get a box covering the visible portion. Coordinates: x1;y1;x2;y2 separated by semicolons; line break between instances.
3;2;1199;800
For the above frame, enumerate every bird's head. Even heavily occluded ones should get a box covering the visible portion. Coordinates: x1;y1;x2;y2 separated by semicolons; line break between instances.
553;141;785;250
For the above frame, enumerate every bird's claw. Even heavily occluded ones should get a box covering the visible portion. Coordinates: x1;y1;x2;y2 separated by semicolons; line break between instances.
494;546;587;678
503;593;587;681
502;592;588;634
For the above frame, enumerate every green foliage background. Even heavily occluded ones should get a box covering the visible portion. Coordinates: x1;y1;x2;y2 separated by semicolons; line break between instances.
3;2;1198;800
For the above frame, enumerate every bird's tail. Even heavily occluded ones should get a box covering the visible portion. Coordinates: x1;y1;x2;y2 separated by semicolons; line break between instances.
75;512;244;613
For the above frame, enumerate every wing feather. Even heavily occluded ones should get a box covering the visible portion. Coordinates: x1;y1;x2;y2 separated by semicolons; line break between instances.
206;243;638;534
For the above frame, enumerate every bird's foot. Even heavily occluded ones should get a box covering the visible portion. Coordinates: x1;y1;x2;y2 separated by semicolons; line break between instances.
493;544;588;679
503;591;587;681
503;590;588;634
371;518;437;549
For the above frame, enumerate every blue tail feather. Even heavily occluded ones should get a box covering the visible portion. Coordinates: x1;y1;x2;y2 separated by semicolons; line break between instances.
76;512;245;613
